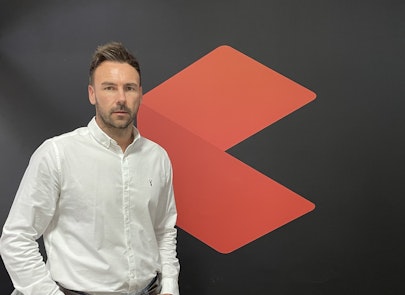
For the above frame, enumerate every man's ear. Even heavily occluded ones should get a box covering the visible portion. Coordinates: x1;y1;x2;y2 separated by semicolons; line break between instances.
88;84;96;105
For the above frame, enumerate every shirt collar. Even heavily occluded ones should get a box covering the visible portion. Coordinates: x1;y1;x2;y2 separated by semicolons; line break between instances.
88;117;141;150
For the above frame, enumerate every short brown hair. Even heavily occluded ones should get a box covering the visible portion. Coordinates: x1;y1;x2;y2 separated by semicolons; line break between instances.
89;42;141;85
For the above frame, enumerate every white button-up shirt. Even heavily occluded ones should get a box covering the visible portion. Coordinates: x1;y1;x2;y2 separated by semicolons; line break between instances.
0;118;180;295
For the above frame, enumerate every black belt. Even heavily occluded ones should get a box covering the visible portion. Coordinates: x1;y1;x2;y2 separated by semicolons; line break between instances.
58;273;161;295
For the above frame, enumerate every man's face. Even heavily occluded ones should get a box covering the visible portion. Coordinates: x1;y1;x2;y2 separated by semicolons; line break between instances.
88;61;142;133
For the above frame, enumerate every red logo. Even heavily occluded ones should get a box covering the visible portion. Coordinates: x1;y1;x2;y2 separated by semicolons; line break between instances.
138;46;316;253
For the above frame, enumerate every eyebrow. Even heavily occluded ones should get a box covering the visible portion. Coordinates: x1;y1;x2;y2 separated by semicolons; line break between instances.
101;82;140;87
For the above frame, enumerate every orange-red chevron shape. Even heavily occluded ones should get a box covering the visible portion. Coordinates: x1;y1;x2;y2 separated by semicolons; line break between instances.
138;45;316;253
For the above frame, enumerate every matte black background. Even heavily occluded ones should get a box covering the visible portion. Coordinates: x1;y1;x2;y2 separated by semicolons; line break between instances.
1;0;404;294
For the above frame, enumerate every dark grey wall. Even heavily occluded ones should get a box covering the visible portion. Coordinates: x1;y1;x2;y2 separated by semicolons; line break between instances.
1;0;404;294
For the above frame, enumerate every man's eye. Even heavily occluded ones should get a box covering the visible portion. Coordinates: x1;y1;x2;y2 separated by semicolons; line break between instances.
104;86;115;90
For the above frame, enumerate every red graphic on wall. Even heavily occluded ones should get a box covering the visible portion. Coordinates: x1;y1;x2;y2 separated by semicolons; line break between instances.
138;45;316;253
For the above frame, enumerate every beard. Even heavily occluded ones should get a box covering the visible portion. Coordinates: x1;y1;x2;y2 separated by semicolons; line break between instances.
96;103;136;130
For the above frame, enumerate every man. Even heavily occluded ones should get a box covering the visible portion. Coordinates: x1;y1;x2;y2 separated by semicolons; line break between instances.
0;42;180;295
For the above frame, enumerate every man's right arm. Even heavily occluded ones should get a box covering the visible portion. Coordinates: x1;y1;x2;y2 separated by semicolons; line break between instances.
0;140;64;295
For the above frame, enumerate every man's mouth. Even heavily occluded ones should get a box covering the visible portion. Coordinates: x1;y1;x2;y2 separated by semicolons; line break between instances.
112;110;129;115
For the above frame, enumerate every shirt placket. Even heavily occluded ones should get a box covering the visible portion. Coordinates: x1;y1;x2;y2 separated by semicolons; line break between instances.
121;154;137;289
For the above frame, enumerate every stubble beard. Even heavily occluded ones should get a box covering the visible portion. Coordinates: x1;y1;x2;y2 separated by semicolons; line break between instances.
96;103;135;131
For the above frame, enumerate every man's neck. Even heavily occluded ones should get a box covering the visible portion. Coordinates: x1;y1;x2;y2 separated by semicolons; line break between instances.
112;129;134;152
96;119;134;152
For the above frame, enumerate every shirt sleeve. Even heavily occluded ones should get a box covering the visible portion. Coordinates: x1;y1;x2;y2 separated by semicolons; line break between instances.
154;156;180;295
0;140;64;295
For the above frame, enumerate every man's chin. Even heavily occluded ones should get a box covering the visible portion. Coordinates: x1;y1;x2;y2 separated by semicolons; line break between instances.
112;118;134;129
98;114;134;130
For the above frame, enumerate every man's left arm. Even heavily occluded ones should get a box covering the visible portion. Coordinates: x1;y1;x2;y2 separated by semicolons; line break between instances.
155;160;180;295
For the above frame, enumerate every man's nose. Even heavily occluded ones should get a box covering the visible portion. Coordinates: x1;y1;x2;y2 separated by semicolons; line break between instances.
116;88;127;104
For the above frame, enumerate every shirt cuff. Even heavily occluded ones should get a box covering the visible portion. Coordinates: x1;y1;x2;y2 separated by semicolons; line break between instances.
160;277;179;295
